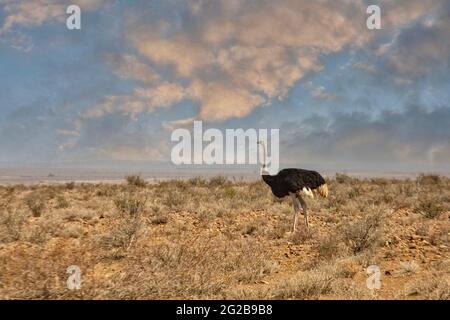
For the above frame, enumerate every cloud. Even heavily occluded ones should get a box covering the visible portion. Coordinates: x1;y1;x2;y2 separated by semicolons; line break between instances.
0;0;106;34
385;19;450;79
59;112;170;162
131;33;214;78
107;54;160;83
381;0;441;28
187;80;265;121
311;86;336;101
96;144;164;161
82;82;186;120
281;105;450;167
135;82;186;111
162;117;195;131
69;0;444;126
352;62;376;73
117;0;373;122
3;31;33;51
57;129;80;137
372;0;450;82
81;95;145;120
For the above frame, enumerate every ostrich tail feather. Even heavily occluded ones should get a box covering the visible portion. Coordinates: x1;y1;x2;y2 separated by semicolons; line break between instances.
317;183;328;198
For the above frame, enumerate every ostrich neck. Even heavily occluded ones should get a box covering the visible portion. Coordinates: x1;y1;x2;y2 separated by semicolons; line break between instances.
259;142;268;175
262;143;267;168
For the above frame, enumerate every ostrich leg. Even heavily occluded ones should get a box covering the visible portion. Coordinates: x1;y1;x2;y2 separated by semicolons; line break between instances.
290;193;300;232
297;194;309;229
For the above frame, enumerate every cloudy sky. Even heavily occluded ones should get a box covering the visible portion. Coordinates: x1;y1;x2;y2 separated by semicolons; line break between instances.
0;0;449;172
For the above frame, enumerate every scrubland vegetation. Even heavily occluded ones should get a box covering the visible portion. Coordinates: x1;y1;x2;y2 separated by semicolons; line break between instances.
0;174;448;299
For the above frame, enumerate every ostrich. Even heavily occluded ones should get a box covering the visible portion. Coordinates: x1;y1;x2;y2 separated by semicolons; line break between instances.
257;140;328;231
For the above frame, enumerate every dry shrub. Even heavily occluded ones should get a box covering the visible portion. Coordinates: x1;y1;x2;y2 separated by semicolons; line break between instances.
267;224;291;240
335;173;357;184
224;186;237;198
370;178;390;186
224;287;271;300
208;175;230;187
24;192;46;217
272;262;353;299
348;186;361;199
339;210;383;254
326;188;349;211
95;184;116;197
98;219;142;259
0;207;28;243
55;195;70;209
329;280;370;300
316;234;343;260
242;223;258;236
429;226;450;246
414;198;443;219
125;175;147;188
291;228;313;244
21;217;63;244
399;261;420;275
241;218;267;236
0;244;94;299
406;278;450;300
57;224;83;238
65;182;76;190
162;188;186;210
404;268;450;300
417;174;441;185
150;214;168;225
378;190;394;204
273;272;333;299
114;191;147;217
187;177;207;186
99;190;148;256
398;182;416;197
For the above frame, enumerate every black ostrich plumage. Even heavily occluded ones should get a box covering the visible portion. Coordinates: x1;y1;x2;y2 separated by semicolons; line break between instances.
261;168;326;198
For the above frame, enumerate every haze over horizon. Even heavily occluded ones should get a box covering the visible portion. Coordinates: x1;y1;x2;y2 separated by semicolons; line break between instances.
1;0;450;174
